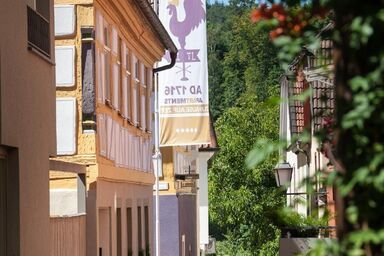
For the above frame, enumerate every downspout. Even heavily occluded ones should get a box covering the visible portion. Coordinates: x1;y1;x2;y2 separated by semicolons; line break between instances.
135;2;178;255
152;48;176;256
154;51;177;73
136;0;178;73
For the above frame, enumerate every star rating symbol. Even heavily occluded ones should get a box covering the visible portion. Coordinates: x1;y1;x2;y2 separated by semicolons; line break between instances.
175;128;198;133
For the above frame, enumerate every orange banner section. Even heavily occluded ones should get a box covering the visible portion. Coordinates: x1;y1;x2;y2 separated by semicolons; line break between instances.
160;116;210;146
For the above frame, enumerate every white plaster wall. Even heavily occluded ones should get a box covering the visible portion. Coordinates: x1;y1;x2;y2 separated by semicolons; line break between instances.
50;189;78;216
196;153;212;247
285;103;308;217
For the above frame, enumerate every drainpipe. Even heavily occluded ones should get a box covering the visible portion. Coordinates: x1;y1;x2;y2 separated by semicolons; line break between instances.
154;51;177;73
136;0;178;73
135;3;178;256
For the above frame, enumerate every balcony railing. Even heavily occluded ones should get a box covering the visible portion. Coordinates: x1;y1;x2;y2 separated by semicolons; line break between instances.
27;6;50;57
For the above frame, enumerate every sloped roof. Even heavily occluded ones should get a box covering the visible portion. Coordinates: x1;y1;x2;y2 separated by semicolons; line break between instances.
199;114;219;152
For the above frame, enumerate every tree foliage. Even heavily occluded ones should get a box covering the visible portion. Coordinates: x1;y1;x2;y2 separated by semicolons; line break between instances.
209;95;283;255
207;2;284;255
249;1;384;255
208;2;281;121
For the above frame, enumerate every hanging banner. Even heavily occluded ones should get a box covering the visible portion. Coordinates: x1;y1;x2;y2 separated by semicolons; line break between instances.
158;0;211;146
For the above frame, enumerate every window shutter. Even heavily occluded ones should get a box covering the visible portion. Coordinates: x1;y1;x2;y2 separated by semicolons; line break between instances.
111;27;118;54
56;98;76;155
146;69;152;132
95;10;103;42
132;55;138;125
106;115;113;158
122;75;128;117
141;92;146;131
55;46;75;86
54;5;75;36
98;114;107;156
96;48;104;103
112;63;119;109
104;51;111;101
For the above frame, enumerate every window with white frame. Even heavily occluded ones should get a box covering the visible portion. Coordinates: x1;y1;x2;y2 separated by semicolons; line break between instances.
55;46;75;86
54;5;75;36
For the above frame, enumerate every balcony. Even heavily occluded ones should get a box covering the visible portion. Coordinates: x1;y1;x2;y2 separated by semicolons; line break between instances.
27;6;51;57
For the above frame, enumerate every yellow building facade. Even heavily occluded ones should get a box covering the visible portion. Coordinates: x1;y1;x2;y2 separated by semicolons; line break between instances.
51;0;176;255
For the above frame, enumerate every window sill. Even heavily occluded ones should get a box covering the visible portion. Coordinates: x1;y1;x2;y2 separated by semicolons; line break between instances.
82;130;95;134
28;44;54;65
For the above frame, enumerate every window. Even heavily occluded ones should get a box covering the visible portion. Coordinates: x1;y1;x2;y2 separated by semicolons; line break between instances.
27;0;51;57
116;208;122;256
56;98;76;155
54;5;75;36
55;46;75;86
104;25;109;47
27;0;50;20
127;207;133;255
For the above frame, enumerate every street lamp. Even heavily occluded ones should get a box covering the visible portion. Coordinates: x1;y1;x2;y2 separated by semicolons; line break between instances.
152;152;163;178
274;162;293;187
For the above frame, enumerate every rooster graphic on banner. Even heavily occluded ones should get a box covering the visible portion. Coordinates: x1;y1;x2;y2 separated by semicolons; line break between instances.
167;0;206;81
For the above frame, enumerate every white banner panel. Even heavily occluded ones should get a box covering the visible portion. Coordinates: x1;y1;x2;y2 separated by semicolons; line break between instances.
158;0;211;146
